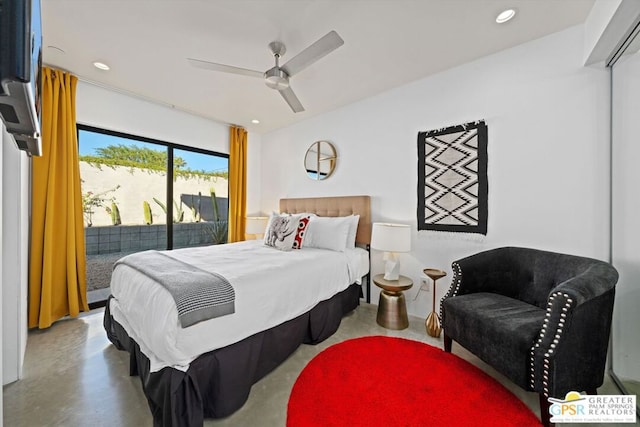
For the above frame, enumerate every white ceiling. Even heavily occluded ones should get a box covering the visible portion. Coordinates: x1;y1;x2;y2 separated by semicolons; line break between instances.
42;0;595;134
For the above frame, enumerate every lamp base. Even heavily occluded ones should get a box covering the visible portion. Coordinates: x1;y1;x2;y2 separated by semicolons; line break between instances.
377;290;409;330
383;252;400;281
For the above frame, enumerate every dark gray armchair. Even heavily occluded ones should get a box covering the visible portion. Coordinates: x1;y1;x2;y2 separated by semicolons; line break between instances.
441;247;618;427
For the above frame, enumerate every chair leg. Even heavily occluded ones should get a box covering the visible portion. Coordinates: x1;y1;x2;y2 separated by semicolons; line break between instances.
539;394;554;427
444;333;452;352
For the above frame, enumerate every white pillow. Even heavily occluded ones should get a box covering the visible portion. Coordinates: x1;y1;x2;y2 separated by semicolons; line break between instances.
264;213;302;251
304;216;352;252
345;215;360;249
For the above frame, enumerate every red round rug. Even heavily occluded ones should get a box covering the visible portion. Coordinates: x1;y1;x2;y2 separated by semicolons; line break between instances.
287;336;540;427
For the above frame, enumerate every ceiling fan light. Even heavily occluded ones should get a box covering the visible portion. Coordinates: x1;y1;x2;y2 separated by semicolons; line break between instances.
264;67;290;90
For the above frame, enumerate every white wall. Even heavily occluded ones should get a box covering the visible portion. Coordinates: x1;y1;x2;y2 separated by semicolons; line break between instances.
2;127;29;386
611;47;640;382
260;25;610;318
76;82;262;215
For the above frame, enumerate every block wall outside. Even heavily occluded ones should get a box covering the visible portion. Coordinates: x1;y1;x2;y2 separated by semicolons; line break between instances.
84;222;224;255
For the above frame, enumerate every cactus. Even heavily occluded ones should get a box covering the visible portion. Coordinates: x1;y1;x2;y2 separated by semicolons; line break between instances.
203;189;226;243
204;221;228;245
143;201;153;225
110;202;121;225
174;200;184;223
190;205;200;223
153;196;184;223
190;194;201;222
153;197;167;214
210;188;220;221
189;194;196;222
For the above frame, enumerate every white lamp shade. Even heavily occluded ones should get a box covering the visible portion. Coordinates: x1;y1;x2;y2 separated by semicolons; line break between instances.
370;223;411;252
245;216;269;235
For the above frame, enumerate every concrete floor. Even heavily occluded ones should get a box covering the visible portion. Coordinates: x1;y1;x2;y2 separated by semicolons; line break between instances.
3;304;636;427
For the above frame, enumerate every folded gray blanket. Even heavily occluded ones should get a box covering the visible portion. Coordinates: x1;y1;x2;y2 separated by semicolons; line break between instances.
115;250;235;327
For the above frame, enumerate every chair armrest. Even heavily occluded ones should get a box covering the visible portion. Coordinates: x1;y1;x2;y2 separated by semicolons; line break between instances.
529;263;618;397
551;263;618;307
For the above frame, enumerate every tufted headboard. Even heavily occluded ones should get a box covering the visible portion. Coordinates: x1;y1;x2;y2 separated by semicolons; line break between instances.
279;195;371;245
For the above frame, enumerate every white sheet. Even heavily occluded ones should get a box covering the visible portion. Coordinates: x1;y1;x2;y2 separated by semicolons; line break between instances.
109;240;369;372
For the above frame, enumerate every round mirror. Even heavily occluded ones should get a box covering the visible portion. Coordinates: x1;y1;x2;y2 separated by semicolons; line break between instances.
304;141;337;180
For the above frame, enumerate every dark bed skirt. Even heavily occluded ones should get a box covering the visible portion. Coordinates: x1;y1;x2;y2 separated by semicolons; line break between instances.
103;283;361;427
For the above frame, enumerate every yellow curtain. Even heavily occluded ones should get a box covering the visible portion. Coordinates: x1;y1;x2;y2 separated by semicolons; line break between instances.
228;126;247;243
29;67;88;329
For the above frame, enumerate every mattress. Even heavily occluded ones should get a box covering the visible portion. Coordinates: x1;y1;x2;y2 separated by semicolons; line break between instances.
108;240;369;372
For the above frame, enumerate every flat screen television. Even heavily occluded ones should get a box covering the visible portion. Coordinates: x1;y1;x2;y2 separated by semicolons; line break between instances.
0;0;42;156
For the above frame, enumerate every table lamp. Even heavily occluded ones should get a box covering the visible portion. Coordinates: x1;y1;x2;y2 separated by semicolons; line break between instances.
371;223;411;281
245;216;269;240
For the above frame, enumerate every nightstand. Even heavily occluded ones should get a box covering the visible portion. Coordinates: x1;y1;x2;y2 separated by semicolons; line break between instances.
373;274;413;330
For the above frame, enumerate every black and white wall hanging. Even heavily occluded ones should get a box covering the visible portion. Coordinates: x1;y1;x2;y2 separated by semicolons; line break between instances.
417;120;488;235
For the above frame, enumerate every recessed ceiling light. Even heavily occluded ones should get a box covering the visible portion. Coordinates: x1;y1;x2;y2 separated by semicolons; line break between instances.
93;61;110;71
496;9;516;24
251;119;260;124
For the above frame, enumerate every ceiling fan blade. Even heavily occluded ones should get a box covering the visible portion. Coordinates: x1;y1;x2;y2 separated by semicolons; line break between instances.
187;58;264;78
281;30;344;77
278;86;305;113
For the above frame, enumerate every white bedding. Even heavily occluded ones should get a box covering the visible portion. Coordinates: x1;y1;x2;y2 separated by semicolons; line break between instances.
109;240;369;372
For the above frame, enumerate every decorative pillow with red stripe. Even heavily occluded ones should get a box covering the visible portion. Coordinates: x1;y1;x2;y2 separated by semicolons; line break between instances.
292;215;312;249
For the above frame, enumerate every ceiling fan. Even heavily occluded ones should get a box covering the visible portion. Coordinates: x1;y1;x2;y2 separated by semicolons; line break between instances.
187;31;344;113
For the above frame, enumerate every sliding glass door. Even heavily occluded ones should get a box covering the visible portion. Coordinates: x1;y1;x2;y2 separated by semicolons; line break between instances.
79;128;169;305
78;126;228;306
611;32;640;401
171;148;229;249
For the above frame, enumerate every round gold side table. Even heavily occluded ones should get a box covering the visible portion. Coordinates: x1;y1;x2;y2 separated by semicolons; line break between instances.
423;268;446;338
373;274;413;330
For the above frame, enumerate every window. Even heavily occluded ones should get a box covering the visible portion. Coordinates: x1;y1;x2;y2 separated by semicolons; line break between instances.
78;125;229;306
171;148;229;248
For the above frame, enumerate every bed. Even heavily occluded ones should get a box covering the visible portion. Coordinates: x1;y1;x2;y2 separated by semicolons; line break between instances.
103;195;371;426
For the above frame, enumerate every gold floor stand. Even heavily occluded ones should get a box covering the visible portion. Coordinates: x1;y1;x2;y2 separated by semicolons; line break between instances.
426;311;441;338
423;268;446;338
